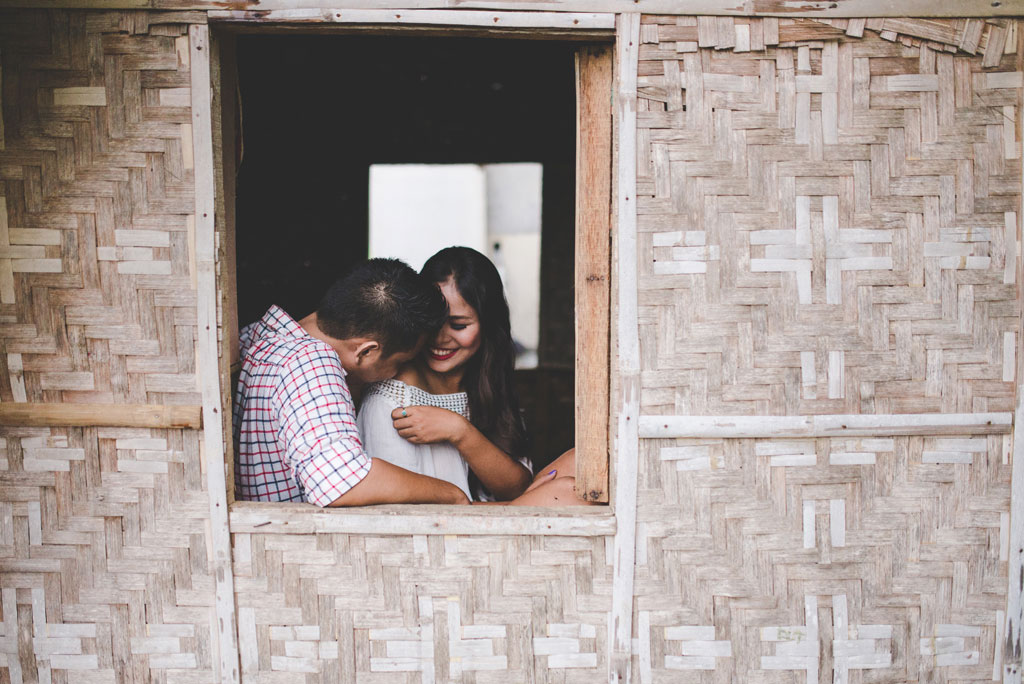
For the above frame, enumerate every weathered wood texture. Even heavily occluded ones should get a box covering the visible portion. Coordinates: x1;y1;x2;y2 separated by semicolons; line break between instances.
0;402;202;428
0;10;201;407
637;18;1022;418
0;9;1021;684
1;0;1023;17
0;10;222;684
0;425;219;681
632;18;1021;684
633;434;1011;682
575;45;613;503
231;532;613;680
609;12;642;683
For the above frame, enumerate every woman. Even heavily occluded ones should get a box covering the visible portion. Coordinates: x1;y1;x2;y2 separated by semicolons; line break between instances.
357;246;582;505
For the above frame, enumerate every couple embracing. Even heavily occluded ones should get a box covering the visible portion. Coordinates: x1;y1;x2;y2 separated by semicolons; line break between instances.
233;247;583;507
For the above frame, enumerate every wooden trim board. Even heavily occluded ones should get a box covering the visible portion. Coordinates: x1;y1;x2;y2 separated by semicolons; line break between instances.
210;30;240;504
214;18;618;507
639;413;1014;439
230;501;616;535
1002;30;1024;684
210;9;616;28
608;12;640;684
574;45;613;503
0;403;202;429
2;1;1022;17
190;24;242;684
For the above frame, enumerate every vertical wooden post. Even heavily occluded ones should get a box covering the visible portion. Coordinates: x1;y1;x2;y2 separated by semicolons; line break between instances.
1004;22;1024;684
190;24;242;684
575;44;613;503
210;30;240;503
608;12;641;684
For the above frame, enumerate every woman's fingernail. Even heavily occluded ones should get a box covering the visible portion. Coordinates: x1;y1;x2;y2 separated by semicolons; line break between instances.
548;469;557;476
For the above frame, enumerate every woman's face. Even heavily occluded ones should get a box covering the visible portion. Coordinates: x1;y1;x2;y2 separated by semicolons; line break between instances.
426;277;482;375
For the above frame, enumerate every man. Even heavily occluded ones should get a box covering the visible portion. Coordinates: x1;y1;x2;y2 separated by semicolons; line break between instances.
233;258;469;506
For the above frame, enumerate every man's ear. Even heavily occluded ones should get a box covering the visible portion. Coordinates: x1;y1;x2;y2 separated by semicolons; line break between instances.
354;339;380;362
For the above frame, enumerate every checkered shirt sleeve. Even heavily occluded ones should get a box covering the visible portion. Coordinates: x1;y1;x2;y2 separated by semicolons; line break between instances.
272;348;372;506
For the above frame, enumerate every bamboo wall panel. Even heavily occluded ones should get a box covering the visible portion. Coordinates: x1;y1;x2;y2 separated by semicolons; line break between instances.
632;18;1020;684
0;425;218;682
231;532;612;682
633;434;1010;682
636;20;1022;417
636;17;1013;63
0;10;203;408
0;8;1021;684
0;11;219;684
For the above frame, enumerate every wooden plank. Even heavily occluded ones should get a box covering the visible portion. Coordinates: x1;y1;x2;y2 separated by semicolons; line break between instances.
210;30;239;504
189;24;241;684
985;22;1009;68
3;0;1023;16
209;9;616;29
0;403;202;429
608;12;640;684
574;45;612;504
213;23;613;40
229;502;616;536
878;17;958;45
1003;46;1024;684
638;413;1013;439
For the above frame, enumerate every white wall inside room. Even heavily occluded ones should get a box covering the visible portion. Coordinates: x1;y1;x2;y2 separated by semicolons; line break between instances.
368;164;488;271
369;162;542;368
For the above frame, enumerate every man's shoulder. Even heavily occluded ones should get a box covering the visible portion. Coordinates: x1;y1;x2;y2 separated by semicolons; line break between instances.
259;335;342;376
240;307;337;370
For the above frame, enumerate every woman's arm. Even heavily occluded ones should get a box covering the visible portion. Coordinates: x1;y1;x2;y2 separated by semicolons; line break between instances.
472;449;592;506
390;405;532;501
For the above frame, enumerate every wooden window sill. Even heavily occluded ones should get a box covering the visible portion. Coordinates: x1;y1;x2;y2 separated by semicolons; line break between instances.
229;500;615;536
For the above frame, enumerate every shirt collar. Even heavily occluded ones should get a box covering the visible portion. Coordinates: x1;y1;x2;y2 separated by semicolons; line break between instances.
255;304;308;341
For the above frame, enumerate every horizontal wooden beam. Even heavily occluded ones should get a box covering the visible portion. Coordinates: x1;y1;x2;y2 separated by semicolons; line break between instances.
0;403;203;429
639;412;1013;439
210;9;616;29
229;502;616;536
0;1;1020;17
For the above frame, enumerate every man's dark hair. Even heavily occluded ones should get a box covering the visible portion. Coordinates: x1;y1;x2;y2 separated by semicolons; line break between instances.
316;258;447;356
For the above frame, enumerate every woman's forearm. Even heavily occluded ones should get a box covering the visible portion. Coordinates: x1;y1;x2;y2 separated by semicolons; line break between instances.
451;422;532;500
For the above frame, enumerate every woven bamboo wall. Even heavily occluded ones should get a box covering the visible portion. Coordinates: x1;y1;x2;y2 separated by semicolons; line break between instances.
231;526;611;681
0;10;222;683
0;8;1021;684
634;16;1020;683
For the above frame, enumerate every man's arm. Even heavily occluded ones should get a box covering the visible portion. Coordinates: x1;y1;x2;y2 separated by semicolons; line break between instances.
326;457;469;506
276;348;469;507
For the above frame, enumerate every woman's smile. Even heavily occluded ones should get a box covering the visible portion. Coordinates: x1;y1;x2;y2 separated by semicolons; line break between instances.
429;347;458;361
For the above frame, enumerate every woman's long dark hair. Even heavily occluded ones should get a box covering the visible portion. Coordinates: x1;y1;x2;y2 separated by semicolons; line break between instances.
421;247;530;466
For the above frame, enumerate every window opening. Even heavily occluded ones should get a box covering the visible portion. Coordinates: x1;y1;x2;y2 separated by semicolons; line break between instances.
229;35;579;494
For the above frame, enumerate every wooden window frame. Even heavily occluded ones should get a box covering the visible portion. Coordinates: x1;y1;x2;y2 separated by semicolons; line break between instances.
209;10;616;509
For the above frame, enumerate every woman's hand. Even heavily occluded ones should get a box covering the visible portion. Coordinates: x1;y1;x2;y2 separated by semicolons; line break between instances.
391;405;470;445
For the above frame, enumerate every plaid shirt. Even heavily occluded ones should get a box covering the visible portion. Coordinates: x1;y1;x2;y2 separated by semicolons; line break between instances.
233;305;371;505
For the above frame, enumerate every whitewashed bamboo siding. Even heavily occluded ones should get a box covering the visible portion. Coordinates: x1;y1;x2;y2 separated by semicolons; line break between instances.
634;14;1020;683
0;10;1020;684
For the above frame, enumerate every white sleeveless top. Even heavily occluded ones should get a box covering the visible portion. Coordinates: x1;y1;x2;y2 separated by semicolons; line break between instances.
357;379;473;500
